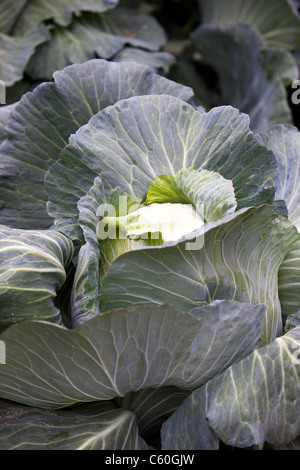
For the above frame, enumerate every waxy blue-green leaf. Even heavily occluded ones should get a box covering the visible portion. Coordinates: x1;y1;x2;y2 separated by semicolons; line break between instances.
0;225;74;332
191;24;296;133
113;48;175;75
71;177;106;324
26;9;167;80
100;205;300;345
199;0;300;50
0;301;265;408
257;126;300;320
161;386;219;450
0;25;49;87
0;59;193;229
12;0;119;35
0;400;148;450
0;0;26;34
46;95;277;240
206;326;300;449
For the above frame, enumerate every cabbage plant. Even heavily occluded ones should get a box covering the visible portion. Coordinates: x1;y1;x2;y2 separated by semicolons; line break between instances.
0;56;300;450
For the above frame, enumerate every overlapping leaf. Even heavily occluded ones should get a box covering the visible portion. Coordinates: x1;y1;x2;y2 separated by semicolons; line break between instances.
258;125;300;229
71;177;105;324
4;78;41;106
0;301;265;408
0;59;193;229
199;0;300;50
162;326;300;450
25;9;167;80
0;225;74;332
258;125;300;320
206;326;300;448
191;24;297;132
0;400;148;450
0;25;49;87
161;385;219;450
72;170;236;325
46;95;277;240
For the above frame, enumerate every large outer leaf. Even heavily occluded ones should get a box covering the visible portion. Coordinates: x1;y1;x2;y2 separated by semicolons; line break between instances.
100;205;300;345
0;400;148;450
46;95;277;240
257;126;300;320
191;24;296;133
26;9;167;80
161;386;219;450
0;25;49;87
0;59;193;230
199;0;300;50
0;301;265;408
0;0;26;34
12;0;118;35
206;326;300;449
0;225;74;332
